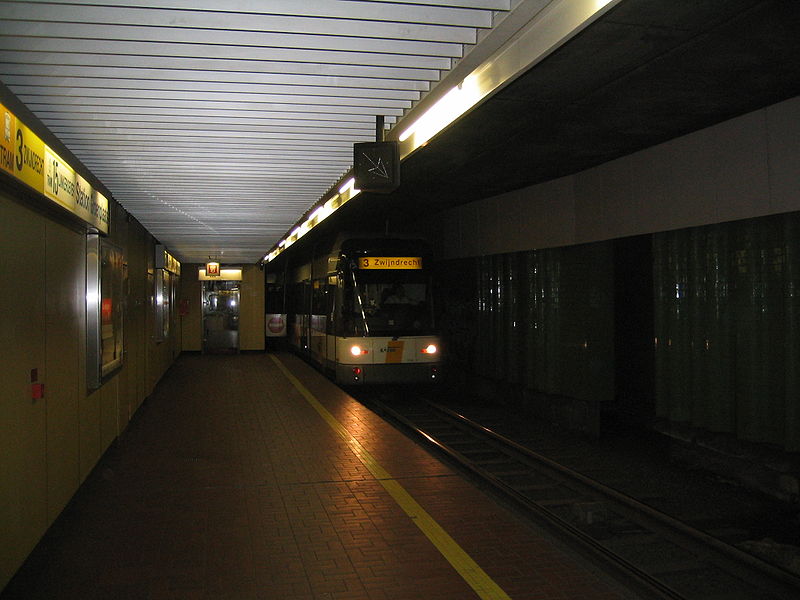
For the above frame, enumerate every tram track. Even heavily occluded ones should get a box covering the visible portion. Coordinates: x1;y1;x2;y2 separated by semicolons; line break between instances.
363;393;800;600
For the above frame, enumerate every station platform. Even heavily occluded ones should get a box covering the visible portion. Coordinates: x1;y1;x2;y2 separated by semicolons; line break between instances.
1;353;639;600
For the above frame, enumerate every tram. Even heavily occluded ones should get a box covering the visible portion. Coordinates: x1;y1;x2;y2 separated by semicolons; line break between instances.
278;235;440;384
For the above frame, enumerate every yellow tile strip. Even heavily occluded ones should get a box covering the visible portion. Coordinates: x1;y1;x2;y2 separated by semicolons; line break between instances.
271;355;512;600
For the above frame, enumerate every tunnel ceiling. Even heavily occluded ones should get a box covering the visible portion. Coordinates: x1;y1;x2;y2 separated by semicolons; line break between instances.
269;0;800;264
389;0;800;216
0;0;798;264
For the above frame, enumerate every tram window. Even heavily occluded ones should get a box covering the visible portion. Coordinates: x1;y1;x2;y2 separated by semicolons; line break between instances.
287;282;307;316
310;279;329;333
311;279;326;315
265;283;285;313
285;283;300;322
375;283;426;307
351;270;434;336
338;285;365;337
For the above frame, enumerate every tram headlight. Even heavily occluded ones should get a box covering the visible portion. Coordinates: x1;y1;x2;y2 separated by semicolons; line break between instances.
350;345;367;356
421;344;437;355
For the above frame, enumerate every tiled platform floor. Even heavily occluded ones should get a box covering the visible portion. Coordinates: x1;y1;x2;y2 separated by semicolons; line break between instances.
1;353;642;599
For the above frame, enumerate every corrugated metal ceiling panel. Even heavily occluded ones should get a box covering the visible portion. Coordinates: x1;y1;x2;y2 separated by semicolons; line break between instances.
0;0;520;262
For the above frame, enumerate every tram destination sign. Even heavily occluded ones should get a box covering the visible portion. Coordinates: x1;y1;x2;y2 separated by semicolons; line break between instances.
358;257;422;270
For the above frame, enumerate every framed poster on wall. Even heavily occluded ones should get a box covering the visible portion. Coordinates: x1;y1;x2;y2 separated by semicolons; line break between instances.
87;234;124;389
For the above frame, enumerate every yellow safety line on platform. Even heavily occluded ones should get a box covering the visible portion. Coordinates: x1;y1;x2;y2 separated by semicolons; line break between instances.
270;355;512;600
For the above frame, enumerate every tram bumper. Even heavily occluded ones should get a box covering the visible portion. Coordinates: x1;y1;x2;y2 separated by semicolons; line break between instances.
336;361;440;384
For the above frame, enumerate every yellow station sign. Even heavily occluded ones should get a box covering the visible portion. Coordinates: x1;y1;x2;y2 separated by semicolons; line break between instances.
0;102;109;234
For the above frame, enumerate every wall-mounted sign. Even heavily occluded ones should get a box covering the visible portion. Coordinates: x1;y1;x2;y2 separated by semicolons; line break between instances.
198;267;242;281
206;261;221;277
266;314;287;337
0;102;109;234
155;245;181;275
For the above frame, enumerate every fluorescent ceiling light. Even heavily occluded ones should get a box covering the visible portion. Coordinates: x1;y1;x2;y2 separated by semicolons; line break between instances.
399;73;482;146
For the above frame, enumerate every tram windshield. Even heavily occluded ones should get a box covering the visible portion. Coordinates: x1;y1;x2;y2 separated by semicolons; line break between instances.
352;269;433;336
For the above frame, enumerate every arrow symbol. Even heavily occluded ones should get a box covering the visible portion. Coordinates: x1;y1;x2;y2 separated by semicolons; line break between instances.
363;153;389;179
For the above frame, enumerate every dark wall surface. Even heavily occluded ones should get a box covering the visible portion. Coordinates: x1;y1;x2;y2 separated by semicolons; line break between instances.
435;210;800;451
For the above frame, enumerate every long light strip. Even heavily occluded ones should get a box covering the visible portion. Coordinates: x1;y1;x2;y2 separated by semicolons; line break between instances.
398;73;483;146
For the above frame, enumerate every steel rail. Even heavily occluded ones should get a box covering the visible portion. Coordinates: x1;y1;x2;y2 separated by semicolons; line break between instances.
369;396;687;600
429;401;800;594
364;392;800;600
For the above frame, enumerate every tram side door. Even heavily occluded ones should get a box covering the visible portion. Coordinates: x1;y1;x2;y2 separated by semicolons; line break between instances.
326;273;340;362
293;280;312;351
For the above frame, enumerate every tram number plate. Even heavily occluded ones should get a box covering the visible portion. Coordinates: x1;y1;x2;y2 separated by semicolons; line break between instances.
383;340;405;363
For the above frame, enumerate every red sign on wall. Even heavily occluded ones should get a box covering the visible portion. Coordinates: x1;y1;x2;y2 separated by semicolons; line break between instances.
206;261;220;276
266;314;287;337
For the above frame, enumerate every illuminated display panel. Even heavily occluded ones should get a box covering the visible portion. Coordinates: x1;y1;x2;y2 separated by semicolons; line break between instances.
358;257;422;270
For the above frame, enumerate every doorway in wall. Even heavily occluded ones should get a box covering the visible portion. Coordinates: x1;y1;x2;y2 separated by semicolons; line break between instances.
202;280;240;353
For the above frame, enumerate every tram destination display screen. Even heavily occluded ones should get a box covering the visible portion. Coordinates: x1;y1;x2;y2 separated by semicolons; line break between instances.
358;256;422;270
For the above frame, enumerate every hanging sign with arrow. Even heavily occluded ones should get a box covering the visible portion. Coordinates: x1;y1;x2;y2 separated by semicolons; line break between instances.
353;141;400;193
